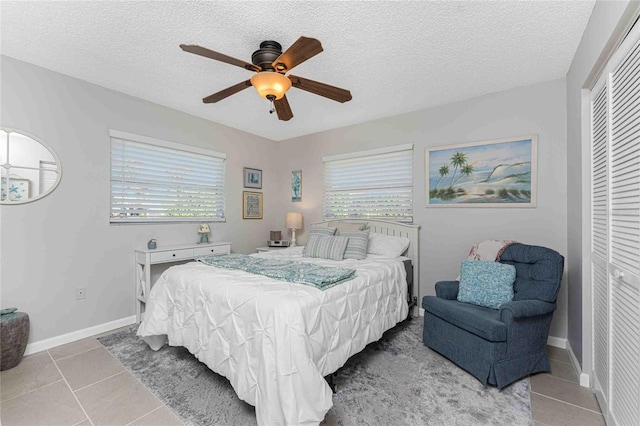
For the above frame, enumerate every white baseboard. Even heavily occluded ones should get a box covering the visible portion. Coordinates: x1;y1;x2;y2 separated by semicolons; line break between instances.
546;336;567;349
566;340;590;388
419;307;425;317
24;315;136;355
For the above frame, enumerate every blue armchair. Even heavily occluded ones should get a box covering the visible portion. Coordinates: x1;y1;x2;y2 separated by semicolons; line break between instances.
422;243;564;389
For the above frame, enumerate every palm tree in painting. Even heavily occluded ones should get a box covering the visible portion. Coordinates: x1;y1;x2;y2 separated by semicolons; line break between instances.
453;163;474;187
448;151;467;188
435;165;449;190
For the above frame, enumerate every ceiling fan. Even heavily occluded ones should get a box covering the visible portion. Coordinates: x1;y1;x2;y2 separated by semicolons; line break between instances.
180;36;352;121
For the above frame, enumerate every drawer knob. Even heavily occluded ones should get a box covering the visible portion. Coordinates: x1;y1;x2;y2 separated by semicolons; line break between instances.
211;249;214;252
172;254;176;257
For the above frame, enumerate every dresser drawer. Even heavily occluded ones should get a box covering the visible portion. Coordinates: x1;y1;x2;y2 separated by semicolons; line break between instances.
150;248;195;263
194;244;230;257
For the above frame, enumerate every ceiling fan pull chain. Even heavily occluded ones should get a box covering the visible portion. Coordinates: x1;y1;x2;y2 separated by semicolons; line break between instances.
267;94;276;115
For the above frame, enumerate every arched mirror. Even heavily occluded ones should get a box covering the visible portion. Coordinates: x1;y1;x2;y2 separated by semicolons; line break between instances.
1;128;62;204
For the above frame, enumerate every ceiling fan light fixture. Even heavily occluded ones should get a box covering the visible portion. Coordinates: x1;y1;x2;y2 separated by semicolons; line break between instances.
250;72;291;100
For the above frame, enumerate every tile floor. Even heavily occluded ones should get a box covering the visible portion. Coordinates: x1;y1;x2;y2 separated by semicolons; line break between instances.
532;347;605;426
0;332;604;426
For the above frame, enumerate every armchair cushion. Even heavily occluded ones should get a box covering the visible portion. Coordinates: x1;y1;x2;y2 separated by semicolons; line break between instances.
458;260;516;309
422;297;507;342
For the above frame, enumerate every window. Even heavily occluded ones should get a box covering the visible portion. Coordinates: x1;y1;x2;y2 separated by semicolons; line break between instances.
323;143;413;222
110;130;226;223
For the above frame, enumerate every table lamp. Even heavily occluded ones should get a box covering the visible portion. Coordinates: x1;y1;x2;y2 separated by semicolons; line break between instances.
285;212;303;247
198;223;211;244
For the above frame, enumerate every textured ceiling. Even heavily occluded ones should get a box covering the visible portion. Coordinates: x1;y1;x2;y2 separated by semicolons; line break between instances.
1;1;594;141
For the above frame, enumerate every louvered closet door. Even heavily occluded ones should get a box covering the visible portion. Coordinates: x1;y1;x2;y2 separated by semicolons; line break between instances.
609;31;640;426
591;83;609;407
591;22;640;426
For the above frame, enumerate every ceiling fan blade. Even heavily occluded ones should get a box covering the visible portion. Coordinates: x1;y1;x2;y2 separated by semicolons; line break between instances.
180;44;261;73
288;75;352;103
274;95;293;121
202;80;252;103
272;36;323;72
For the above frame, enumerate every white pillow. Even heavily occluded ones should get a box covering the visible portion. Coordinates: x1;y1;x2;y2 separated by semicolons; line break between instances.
367;233;410;257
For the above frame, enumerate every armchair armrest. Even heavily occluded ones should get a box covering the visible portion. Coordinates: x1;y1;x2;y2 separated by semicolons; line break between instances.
499;300;556;323
435;281;459;300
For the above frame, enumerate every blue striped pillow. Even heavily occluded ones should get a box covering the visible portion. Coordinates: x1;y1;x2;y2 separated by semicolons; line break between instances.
309;226;337;236
303;234;348;261
339;230;370;260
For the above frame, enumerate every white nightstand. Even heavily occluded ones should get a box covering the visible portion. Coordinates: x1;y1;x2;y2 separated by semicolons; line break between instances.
134;241;231;322
256;246;289;253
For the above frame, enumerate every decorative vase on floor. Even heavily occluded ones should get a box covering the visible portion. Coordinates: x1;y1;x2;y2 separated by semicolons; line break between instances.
0;309;30;370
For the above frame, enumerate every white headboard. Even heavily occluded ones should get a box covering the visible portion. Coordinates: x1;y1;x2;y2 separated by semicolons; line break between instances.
312;219;421;311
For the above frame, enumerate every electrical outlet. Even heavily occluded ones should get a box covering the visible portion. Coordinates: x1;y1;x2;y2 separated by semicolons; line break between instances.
76;287;86;300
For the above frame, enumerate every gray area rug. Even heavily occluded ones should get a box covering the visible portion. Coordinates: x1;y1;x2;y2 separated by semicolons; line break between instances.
98;319;531;425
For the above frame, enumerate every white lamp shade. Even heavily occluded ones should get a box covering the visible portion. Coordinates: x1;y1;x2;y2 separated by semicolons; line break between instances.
285;212;302;230
198;223;211;233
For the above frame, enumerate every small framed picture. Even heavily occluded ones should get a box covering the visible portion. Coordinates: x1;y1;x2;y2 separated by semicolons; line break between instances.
243;191;263;219
243;167;262;189
291;170;302;202
1;177;30;201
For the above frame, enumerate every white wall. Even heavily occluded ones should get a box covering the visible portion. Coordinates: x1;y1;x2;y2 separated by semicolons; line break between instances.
0;55;572;345
566;0;634;368
0;56;279;344
275;79;569;338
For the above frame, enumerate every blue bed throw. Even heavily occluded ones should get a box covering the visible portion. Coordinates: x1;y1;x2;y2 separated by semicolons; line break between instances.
195;254;356;290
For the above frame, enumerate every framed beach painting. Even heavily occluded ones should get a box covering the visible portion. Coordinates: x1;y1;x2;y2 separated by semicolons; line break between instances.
425;135;537;207
291;170;302;202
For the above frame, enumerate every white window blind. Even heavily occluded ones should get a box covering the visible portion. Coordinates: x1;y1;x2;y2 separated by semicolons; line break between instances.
110;130;226;223
323;144;413;222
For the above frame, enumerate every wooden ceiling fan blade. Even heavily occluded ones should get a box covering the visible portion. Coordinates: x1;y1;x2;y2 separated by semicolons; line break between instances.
274;95;293;121
272;36;323;72
180;44;261;72
202;80;252;103
288;75;352;103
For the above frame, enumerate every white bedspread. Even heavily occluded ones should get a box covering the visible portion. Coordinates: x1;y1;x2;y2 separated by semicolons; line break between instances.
137;247;408;426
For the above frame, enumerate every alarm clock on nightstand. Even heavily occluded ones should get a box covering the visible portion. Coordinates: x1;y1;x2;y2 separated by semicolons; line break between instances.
268;240;290;248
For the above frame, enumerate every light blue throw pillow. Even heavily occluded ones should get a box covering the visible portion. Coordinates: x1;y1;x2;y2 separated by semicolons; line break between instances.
457;261;516;309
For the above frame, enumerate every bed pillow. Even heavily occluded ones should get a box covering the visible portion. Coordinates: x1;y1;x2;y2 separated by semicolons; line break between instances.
328;221;368;232
457;260;516;309
303;234;349;261
308;225;337;236
367;233;410;257
338;230;370;260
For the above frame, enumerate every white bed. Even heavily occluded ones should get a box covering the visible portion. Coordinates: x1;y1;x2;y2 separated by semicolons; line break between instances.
137;219;420;425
